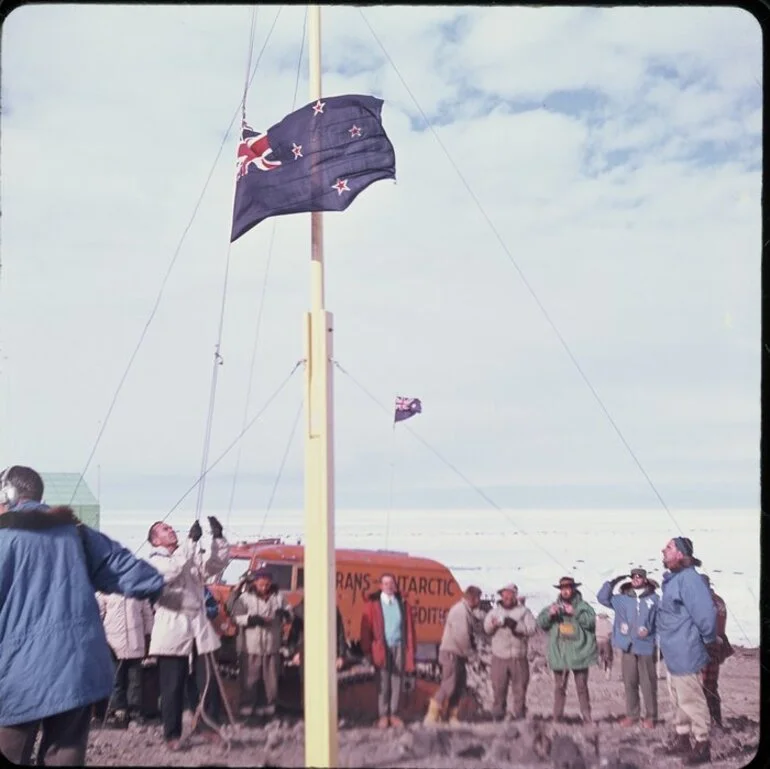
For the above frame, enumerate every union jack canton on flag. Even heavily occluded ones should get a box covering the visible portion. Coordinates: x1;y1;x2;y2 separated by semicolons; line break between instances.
231;94;396;242
394;396;422;423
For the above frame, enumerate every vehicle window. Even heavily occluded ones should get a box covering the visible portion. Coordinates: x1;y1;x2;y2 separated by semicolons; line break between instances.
296;567;304;589
263;563;293;591
218;558;251;586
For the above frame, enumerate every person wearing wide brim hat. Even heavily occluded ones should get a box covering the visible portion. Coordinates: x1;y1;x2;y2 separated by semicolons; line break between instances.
536;576;597;724
656;536;715;765
597;565;660;728
553;576;581;589
483;583;537;721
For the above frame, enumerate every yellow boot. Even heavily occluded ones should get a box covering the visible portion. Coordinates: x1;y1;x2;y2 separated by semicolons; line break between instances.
448;705;462;726
423;699;442;726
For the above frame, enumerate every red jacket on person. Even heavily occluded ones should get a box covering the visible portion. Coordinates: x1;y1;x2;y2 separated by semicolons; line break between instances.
360;590;416;673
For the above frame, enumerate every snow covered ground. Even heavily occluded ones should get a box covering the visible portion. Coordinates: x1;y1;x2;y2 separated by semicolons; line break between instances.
99;506;760;646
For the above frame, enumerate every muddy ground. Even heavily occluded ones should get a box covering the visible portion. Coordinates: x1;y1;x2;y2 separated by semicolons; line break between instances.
85;642;760;768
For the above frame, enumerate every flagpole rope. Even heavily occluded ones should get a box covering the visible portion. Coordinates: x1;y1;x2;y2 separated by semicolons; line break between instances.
257;398;304;537
67;7;285;507
226;7;308;529
132;360;304;555
225;221;278;526
356;9;685;540
242;6;259;122
291;7;309;112
193;240;232;522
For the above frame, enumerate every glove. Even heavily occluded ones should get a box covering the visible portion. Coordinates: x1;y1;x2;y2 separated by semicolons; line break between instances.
207;515;223;539
246;615;264;628
189;520;203;542
610;574;629;584
503;617;518;632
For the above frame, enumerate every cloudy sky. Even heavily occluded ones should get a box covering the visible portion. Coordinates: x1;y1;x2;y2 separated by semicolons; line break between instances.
0;5;761;519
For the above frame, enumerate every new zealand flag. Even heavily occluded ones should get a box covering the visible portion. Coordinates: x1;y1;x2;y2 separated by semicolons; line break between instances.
394;396;422;423
231;94;396;242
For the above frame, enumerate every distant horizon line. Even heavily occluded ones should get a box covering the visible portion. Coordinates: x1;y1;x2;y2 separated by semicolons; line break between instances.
98;506;759;515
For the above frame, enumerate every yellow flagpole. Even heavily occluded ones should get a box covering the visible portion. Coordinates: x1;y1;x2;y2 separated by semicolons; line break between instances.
303;3;338;766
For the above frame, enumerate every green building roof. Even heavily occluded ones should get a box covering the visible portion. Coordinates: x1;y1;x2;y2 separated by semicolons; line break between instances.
40;472;100;529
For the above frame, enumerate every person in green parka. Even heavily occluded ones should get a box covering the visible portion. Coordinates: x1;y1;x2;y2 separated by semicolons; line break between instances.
537;576;597;724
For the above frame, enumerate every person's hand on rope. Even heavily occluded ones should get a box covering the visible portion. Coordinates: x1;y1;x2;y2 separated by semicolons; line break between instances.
189;520;203;542
207;516;224;539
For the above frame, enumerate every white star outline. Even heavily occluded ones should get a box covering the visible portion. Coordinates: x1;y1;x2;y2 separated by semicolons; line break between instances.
348;124;362;138
291;143;303;160
312;99;325;116
332;178;350;196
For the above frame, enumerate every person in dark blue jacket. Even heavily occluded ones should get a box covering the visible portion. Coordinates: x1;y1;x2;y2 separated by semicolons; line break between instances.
597;567;660;728
656;536;716;766
0;465;165;766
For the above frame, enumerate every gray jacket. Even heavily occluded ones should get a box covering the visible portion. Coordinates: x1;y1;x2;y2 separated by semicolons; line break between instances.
483;602;537;659
439;599;477;658
227;585;292;656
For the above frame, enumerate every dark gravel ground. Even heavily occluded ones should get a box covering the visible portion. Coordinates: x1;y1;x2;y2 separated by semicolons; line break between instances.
84;645;759;768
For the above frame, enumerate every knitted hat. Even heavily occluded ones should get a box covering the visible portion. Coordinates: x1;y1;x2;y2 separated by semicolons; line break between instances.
672;536;702;566
673;537;694;556
497;583;518;595
630;568;647;578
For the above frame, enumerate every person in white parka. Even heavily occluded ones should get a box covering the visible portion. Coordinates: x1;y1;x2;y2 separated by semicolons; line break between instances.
146;516;230;750
96;592;154;727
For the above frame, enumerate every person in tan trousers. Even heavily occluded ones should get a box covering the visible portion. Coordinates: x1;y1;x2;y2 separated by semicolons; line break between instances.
424;586;482;726
483;583;537;720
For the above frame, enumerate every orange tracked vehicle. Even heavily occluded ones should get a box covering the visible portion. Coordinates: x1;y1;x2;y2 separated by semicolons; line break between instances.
206;538;483;721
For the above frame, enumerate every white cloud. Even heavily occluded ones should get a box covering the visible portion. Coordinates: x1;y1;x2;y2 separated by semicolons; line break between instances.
0;5;760;515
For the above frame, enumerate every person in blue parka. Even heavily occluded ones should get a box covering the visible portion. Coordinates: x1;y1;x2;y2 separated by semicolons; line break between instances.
597;567;660;728
656;536;716;767
0;465;164;766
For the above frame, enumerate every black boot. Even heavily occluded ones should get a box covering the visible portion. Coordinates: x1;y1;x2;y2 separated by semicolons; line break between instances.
553;687;567;723
656;733;691;756
129;708;148;726
682;740;711;766
711;701;723;729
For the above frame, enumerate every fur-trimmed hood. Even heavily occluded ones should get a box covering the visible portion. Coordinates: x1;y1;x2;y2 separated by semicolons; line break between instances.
0;504;80;532
619;578;659;596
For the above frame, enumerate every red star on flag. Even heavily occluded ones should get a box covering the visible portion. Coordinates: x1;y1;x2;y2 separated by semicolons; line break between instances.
332;178;350;196
312;99;325;116
291;142;303;159
348;124;362;138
